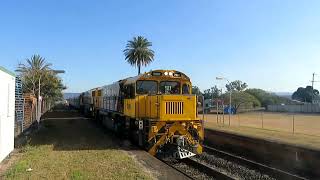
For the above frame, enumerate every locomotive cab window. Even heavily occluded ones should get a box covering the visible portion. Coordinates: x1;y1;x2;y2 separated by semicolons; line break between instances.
136;80;158;94
160;81;180;94
182;84;190;94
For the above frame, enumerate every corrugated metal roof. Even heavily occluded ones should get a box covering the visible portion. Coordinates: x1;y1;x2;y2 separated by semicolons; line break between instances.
0;66;15;77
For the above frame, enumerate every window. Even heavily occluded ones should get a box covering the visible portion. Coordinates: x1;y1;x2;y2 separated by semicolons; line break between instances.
182;84;190;94
152;72;162;76
136;81;158;94
124;84;135;98
160;81;180;94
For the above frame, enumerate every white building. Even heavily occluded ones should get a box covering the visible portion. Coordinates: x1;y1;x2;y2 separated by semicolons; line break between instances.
0;66;15;162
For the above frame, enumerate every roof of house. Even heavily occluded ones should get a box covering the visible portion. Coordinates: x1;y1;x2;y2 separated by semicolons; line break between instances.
0;66;15;77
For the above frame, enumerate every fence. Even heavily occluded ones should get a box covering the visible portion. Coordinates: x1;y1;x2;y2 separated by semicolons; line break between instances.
267;104;320;113
15;77;24;135
14;94;35;136
203;111;320;137
14;93;51;137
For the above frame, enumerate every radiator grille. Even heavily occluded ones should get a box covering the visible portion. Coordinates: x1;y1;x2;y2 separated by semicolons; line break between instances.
165;101;184;114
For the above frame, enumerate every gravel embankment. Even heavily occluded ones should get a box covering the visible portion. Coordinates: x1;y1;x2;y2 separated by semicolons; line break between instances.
193;152;275;180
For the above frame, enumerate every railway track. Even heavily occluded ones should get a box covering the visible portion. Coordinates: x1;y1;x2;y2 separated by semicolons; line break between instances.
203;145;308;180
161;157;234;180
181;158;234;180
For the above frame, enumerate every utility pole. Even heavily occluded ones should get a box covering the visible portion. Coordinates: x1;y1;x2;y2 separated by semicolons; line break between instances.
312;73;316;89
36;70;65;125
216;77;231;123
311;73;319;104
37;76;42;125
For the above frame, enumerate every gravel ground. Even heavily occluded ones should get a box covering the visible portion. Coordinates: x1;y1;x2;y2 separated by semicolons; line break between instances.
193;152;276;180
163;158;214;180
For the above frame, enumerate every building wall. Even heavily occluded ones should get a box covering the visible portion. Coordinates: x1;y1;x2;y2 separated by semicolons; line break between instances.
0;68;15;162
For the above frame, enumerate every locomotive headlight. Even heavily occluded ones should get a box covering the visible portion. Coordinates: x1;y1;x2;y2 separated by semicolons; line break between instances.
169;72;173;76
164;71;168;76
151;126;158;133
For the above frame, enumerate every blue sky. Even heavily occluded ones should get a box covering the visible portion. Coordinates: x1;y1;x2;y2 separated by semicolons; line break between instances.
1;0;319;93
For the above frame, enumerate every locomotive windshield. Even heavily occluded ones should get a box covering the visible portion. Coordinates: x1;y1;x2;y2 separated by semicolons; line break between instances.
182;84;190;94
136;80;158;94
160;81;180;94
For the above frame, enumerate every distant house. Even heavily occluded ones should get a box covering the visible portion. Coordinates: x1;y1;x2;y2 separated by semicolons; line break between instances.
0;66;15;162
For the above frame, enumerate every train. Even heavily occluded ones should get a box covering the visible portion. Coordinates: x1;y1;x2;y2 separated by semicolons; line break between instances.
68;69;204;159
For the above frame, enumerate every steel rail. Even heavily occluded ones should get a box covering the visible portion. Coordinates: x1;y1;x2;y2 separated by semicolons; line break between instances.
160;157;234;180
159;159;195;180
181;158;235;180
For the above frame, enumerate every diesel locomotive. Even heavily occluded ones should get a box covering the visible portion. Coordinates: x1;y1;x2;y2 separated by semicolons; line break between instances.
69;70;204;159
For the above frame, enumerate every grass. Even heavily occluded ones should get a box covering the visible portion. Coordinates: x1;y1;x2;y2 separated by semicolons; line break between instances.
2;110;153;180
204;112;320;150
204;112;320;135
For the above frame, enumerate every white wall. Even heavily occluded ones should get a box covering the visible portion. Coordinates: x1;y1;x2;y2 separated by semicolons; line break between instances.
0;69;15;162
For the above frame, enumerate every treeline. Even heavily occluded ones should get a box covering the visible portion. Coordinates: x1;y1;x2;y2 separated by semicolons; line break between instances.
192;80;294;113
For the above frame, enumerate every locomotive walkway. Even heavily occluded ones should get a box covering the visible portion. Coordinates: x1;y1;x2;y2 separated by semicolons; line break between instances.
1;105;187;180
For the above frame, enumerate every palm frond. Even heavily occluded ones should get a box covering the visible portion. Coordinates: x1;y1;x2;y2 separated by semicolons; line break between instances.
123;36;155;74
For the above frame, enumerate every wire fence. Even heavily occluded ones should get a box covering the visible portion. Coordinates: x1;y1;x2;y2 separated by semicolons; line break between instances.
202;111;320;137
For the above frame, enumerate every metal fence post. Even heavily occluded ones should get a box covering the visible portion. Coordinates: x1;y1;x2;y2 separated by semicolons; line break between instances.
292;114;295;134
261;112;264;129
216;100;219;124
202;96;205;122
222;103;225;125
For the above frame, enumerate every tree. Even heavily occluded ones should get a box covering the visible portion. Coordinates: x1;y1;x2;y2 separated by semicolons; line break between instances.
203;86;221;99
292;86;319;103
123;36;155;75
16;54;65;101
222;91;260;113
245;88;289;107
226;80;248;92
192;86;202;96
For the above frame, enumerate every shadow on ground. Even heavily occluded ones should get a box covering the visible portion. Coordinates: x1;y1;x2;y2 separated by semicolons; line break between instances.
26;105;135;151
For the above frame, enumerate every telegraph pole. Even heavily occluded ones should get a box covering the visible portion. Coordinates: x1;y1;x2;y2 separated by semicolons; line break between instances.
312;73;316;89
311;73;319;104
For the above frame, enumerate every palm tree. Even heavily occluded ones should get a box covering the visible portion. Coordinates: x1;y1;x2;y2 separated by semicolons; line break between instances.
17;54;65;101
16;55;53;96
123;36;154;75
17;54;52;72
